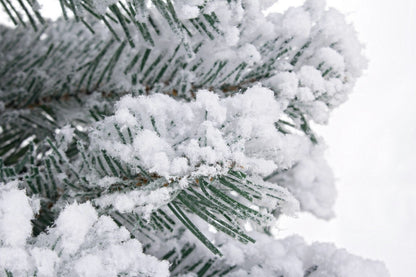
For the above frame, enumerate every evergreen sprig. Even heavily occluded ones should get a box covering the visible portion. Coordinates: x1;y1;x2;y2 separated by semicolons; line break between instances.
0;1;372;276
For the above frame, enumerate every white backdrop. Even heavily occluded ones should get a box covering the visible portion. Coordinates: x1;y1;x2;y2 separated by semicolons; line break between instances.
274;1;416;276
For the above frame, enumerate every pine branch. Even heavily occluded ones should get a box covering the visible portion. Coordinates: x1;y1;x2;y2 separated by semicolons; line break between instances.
0;1;373;276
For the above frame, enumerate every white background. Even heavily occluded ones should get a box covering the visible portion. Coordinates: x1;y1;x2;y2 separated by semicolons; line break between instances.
274;1;416;276
1;0;415;276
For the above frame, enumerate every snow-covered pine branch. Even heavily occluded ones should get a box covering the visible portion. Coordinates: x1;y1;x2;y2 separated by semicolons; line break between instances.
0;182;387;276
0;0;389;276
0;182;170;276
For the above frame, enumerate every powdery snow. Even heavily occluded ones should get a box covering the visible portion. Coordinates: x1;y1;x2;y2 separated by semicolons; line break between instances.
0;0;383;275
219;232;389;277
90;86;312;181
0;187;170;276
0;181;35;247
55;202;98;254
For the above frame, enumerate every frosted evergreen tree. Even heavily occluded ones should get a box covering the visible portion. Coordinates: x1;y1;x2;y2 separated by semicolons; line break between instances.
0;0;389;276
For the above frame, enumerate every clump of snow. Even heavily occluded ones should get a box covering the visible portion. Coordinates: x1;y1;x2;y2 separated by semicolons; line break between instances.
281;7;312;39
298;65;326;94
30;248;59;277
55;125;75;152
297;87;315;102
44;202;170;276
55;202;98;254
95;185;175;218
304;239;390;277
0;247;31;275
274;146;336;219
248;175;300;217
85;85;343;218
0;193;170;276
217;232;389;277
238;43;261;66
0;181;35;247
174;0;204;20
89;86;312;182
223;26;240;47
308;100;330;124
258;0;277;9
133;129;175;177
203;1;244;47
0;182;35;275
304;0;326;20
316;8;367;78
265;72;299;99
313;47;346;73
